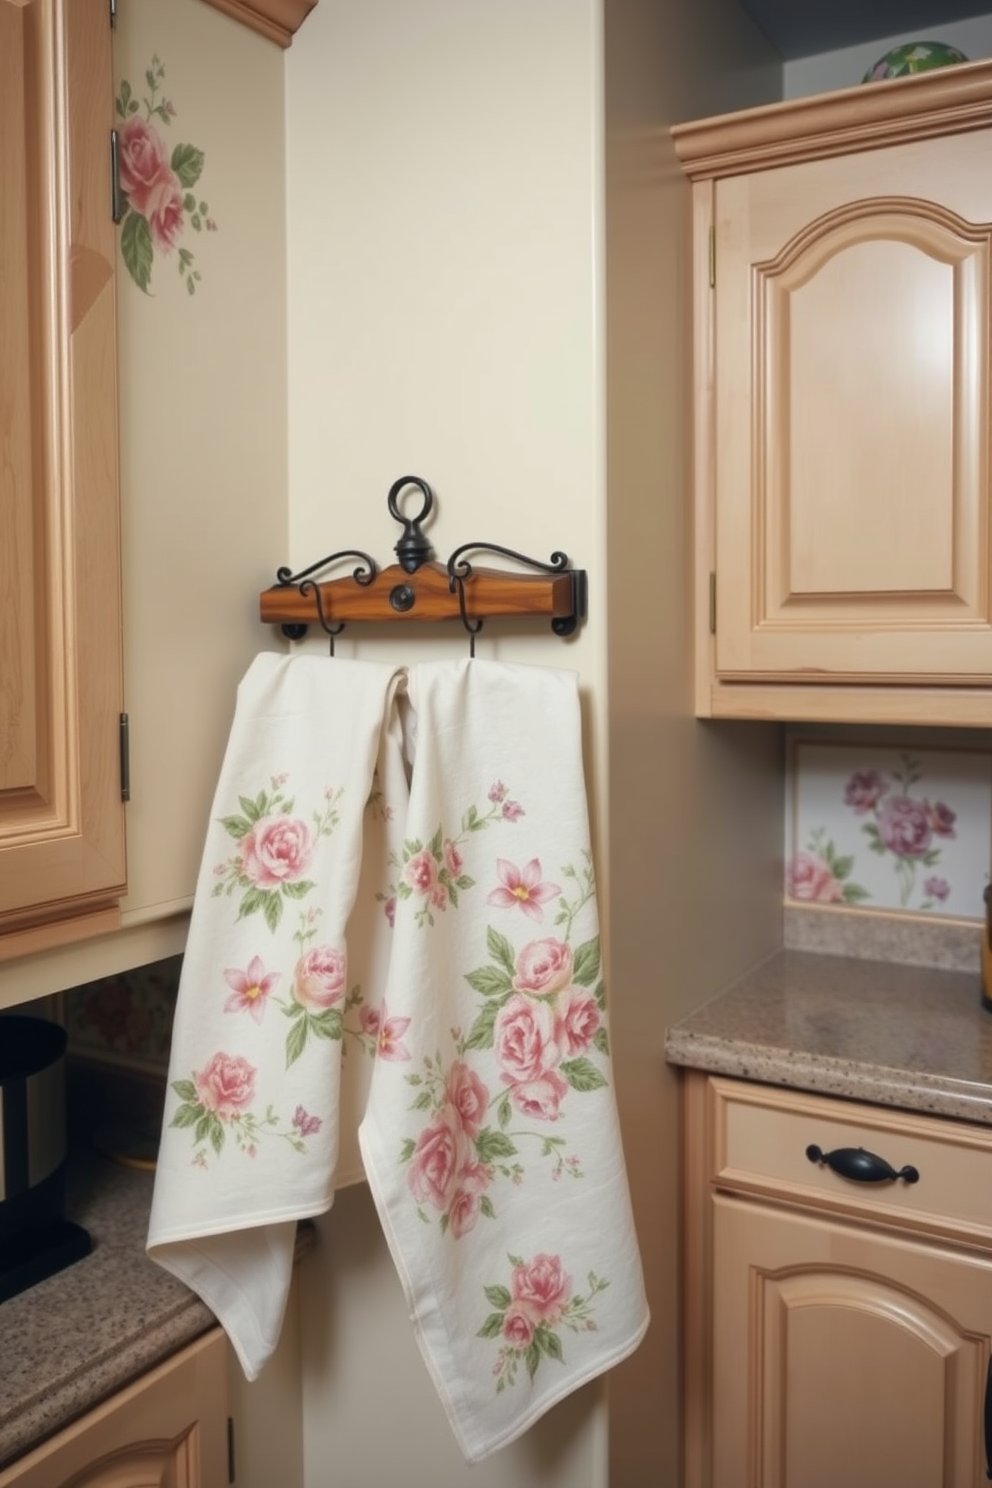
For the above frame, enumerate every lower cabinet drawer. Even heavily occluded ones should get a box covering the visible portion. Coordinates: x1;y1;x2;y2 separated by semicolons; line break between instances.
707;1074;992;1244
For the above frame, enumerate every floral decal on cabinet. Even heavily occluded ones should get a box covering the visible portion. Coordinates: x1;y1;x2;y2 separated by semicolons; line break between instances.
784;737;992;919
115;56;217;296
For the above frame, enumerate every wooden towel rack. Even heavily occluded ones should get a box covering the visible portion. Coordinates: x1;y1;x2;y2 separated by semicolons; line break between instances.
259;476;587;654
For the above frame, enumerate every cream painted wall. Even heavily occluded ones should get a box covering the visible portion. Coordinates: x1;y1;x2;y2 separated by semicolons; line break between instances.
114;0;287;928
284;1;783;1484
602;2;782;1481
286;5;609;1481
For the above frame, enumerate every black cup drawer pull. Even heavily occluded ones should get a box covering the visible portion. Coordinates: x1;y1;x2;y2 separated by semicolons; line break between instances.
805;1143;920;1185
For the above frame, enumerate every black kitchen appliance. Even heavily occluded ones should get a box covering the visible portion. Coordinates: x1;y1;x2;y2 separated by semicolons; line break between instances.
0;1016;90;1301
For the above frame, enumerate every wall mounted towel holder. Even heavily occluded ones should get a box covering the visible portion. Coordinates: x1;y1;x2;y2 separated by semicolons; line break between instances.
259;475;587;654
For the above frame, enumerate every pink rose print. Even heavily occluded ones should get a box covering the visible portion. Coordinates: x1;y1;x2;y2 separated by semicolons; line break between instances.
494;993;561;1086
502;800;525;822
292;945;347;1013
479;1253;609;1393
383;895;397;927
507;1070;570;1121
404;848;438;896
194;1052;256;1118
407;1107;466;1211
877;795;932;857
487;859;561;922
786;851;845;903
376;1003;412;1062
923;876;950;903
444;840;464;877
223;956;279;1024
512;1253;571;1324
448;1161;491;1239
488;781;508;803
843;770;889;816
241;815;315;888
360;1006;381;1038
502;1306;537;1348
445;1061;489;1139
512;938;574;996
555;986;601;1057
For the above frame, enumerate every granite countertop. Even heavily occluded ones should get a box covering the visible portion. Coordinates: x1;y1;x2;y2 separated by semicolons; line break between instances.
665;944;992;1125
0;1145;215;1471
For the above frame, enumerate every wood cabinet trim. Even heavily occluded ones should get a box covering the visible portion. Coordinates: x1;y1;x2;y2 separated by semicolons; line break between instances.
198;0;317;47
673;58;992;180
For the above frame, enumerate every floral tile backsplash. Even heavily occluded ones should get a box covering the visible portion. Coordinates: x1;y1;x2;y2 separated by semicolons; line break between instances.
64;956;181;1074
785;735;992;920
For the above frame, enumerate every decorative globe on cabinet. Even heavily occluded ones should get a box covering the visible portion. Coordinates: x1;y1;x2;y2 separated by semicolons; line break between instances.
862;40;969;83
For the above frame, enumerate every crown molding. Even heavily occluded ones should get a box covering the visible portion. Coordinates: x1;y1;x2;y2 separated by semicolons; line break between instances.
199;0;317;48
673;57;992;179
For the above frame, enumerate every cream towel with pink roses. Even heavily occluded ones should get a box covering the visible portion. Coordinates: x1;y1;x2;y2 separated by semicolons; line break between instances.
147;652;649;1463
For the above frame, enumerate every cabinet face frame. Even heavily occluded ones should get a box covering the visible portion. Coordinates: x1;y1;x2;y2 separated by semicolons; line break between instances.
677;59;992;727
0;0;125;955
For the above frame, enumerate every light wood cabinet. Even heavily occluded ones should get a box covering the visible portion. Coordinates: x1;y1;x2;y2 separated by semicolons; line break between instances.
0;1329;230;1488
0;0;125;959
674;60;992;726
684;1072;992;1488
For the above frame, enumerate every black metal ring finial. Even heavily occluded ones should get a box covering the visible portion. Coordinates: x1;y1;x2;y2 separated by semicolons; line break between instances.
388;476;435;574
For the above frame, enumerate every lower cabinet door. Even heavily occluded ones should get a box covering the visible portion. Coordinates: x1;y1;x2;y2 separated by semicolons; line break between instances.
712;1194;992;1488
0;1329;229;1488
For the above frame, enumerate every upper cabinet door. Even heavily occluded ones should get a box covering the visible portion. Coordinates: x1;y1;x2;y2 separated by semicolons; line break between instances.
0;0;125;956
714;129;992;685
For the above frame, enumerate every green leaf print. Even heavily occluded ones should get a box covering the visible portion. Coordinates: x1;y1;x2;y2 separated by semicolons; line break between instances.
571;936;601;988
171;142;205;188
120;210;153;294
484;1285;513;1310
475;1128;518;1163
560;1057;608;1093
464;1000;501;1052
487;926;516;976
464;966;512;998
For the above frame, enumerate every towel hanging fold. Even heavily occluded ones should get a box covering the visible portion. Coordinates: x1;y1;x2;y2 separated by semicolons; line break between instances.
147;653;648;1463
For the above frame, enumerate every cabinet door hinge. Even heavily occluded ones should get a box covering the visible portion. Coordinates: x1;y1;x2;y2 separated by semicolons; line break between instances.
109;0;117;28
110;130;125;223
227;1416;236;1484
708;224;715;289
119;713;131;802
709;572;716;634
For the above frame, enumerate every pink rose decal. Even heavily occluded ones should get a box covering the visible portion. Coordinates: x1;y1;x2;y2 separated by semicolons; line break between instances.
843;770;888;816
481;1255;608;1393
512;938;574;996
116;56;217;295
444;840;464;877
877;795;932;857
194;1052;256;1118
786;851;844;903
116;116;173;217
292;945;347;1012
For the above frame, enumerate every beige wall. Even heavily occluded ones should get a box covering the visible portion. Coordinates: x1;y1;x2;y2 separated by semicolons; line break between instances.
285;1;783;1483
602;4;782;1480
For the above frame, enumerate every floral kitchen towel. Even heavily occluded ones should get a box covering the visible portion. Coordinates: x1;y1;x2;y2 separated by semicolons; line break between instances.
147;653;649;1462
358;659;649;1462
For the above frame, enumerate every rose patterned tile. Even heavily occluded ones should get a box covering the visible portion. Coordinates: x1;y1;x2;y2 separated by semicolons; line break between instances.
785;737;992;920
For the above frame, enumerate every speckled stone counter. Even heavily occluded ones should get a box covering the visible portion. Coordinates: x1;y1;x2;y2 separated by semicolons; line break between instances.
665;947;992;1125
0;1146;214;1470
